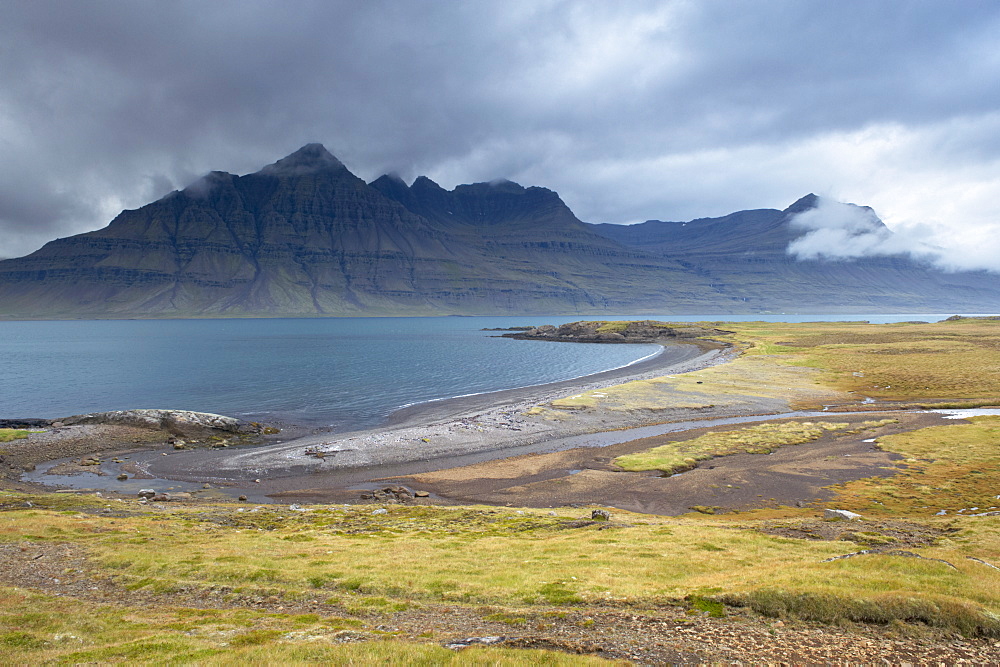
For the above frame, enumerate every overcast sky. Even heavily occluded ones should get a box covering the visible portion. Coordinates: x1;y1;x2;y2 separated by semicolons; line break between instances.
1;1;999;270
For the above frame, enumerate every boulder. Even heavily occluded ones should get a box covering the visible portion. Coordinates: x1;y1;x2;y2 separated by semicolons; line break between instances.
591;509;611;521
137;489;156;499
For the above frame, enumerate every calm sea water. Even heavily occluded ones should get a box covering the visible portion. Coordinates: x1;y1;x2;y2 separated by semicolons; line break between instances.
0;314;983;431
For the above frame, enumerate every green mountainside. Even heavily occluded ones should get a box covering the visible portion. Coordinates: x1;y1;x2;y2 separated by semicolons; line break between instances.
0;144;997;318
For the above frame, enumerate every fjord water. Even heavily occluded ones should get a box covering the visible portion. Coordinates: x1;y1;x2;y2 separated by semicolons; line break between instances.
0;314;970;432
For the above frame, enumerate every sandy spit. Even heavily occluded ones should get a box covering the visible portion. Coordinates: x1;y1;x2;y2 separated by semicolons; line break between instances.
142;341;754;486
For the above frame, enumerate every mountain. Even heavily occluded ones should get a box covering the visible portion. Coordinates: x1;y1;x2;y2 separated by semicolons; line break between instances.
0;145;998;318
0;145;716;317
588;194;1000;313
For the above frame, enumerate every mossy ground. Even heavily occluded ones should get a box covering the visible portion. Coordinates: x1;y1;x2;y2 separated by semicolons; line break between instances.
613;419;894;474
3;319;1000;660
0;429;29;443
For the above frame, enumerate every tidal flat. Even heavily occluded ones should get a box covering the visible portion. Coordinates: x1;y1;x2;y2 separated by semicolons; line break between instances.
2;317;1000;662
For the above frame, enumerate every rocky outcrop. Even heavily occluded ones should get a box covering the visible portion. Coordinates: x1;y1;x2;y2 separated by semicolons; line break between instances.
502;320;731;344
58;409;262;438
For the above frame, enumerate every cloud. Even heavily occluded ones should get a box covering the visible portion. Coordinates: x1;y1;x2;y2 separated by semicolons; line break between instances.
788;198;931;260
787;196;1000;273
0;0;998;264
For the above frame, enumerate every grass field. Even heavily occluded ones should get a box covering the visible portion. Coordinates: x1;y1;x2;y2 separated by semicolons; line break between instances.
550;317;1000;414
3;318;1000;661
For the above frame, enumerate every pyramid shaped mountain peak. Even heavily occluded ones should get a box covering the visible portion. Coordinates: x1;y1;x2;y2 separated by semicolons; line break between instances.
783;193;822;214
258;143;346;176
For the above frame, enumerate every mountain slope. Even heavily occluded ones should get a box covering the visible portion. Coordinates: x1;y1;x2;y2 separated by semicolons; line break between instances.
588;194;1000;313
1;146;998;318
0;145;718;317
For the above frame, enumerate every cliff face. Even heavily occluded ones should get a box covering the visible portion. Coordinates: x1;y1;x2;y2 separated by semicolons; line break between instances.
1;145;998;318
0;145;713;316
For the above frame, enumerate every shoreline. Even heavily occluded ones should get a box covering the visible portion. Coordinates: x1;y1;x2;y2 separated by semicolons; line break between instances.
383;339;719;429
134;340;745;490
5;339;735;497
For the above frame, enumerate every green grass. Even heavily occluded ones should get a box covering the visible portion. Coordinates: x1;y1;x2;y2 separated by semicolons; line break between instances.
2;483;999;638
5;319;1000;649
0;429;29;443
0;588;614;664
831;415;1000;517
614;419;893;474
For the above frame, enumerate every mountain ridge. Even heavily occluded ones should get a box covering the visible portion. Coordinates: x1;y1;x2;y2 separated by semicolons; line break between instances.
1;144;997;318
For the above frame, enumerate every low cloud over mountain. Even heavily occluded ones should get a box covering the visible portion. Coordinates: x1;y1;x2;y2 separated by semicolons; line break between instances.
787;197;1000;273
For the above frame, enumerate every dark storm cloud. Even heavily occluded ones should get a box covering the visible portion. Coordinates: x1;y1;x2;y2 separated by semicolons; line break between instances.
1;0;998;266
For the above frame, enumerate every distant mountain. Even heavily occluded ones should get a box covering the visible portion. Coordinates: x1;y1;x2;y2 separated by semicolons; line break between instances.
0;144;997;318
588;194;1000;313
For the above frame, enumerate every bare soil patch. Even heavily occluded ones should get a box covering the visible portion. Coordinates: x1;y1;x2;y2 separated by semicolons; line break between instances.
386;412;944;515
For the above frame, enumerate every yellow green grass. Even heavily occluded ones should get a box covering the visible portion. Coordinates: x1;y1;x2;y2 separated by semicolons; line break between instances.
0;429;29;443
614;419;894;474
547;317;1000;414
723;317;1000;401
4;319;1000;658
831;415;1000;517
3;445;1000;641
0;588;612;665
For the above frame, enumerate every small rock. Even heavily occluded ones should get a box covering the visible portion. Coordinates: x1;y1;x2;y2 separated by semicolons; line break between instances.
171;492;192;500
253;479;261;484
414;490;430;498
151;493;170;502
444;636;506;650
824;509;864;521
238;495;248;502
372;508;388;515
203;483;212;489
172;441;187;450
116;473;128;481
51;421;64;428
592;509;611;521
137;489;156;499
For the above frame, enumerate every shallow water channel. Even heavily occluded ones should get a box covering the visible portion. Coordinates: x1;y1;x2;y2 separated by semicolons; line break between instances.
24;407;1000;503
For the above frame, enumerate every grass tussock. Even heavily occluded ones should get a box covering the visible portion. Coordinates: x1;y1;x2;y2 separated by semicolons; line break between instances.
0;429;29;443
614;419;893;474
722;589;1000;637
